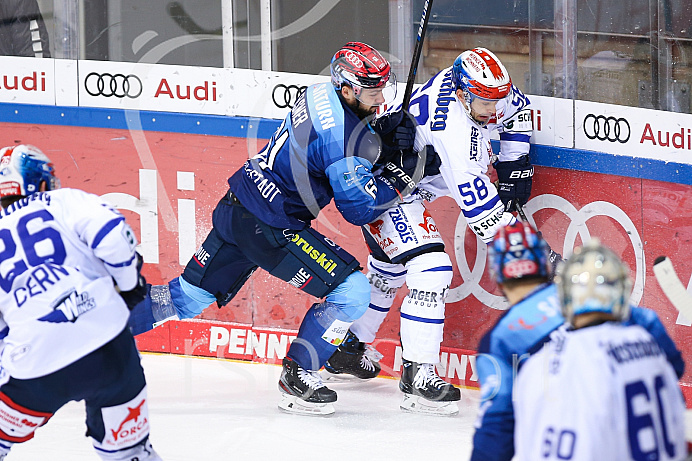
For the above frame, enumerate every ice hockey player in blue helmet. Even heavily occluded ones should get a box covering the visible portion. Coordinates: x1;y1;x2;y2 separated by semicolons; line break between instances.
0;145;162;460
514;240;687;460
471;223;684;461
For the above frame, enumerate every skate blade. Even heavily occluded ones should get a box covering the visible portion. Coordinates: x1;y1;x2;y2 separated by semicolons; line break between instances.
399;394;459;416
278;393;335;416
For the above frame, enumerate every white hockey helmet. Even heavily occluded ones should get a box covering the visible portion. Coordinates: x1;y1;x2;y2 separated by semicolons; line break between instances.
556;239;632;326
452;48;512;124
0;144;60;198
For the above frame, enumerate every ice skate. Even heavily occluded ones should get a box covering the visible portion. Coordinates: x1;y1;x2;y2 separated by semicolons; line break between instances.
399;359;460;416
278;357;336;416
323;330;382;381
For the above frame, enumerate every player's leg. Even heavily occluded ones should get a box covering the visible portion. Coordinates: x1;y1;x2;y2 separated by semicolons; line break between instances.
0;378;55;459
325;254;406;379
398;250;460;415
235;222;366;414
128;193;258;335
85;328;163;460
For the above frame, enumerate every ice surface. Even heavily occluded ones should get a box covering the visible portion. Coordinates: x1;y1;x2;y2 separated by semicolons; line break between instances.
9;353;479;460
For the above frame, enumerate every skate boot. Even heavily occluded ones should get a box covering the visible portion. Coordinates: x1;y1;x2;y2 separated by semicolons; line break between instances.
278;357;337;416
323;330;381;380
399;359;460;416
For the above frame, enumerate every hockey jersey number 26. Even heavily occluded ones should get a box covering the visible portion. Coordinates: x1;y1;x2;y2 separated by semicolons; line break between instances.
0;189;140;380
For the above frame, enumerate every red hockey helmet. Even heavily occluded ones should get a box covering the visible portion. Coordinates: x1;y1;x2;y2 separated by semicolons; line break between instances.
330;42;397;107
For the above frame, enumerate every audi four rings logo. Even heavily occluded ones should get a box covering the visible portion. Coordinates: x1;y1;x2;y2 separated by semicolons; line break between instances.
85;72;143;98
272;84;306;109
583;114;631;143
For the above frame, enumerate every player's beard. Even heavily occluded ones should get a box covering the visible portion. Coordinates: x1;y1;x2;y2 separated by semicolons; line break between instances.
347;98;378;120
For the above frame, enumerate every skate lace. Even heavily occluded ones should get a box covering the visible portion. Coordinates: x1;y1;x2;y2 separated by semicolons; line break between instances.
298;368;326;390
363;344;384;363
413;363;447;390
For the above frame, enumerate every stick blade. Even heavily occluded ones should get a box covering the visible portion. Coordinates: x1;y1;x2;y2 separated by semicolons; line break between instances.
653;256;692;319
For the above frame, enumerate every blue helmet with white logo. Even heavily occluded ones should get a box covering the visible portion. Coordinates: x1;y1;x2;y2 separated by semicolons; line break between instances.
0;145;60;198
489;221;550;285
556;240;632;326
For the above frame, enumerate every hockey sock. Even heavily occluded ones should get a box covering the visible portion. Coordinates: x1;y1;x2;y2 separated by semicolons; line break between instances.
287;302;352;371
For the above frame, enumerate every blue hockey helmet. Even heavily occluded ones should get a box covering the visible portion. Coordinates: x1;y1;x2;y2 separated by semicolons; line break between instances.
0;145;60;198
556;239;631;326
489;221;550;285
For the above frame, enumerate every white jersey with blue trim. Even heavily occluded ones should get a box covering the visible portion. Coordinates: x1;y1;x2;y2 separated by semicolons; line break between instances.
405;67;532;243
0;188;139;379
514;322;687;461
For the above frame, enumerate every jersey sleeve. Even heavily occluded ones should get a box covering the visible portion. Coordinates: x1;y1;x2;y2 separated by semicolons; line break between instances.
628;306;685;378
472;347;517;461
60;189;140;291
494;86;532;162
325;156;398;225
438;160;515;244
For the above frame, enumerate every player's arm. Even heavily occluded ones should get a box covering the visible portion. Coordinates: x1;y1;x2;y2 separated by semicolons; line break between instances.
441;163;515;244
472;349;516;461
67;190;143;295
628;306;685;378
325;155;400;226
493;86;534;211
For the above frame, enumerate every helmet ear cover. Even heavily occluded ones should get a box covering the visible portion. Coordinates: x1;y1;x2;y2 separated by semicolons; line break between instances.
0;145;60;198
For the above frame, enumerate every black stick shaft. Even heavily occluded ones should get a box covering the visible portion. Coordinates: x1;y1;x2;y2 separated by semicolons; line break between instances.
402;0;434;111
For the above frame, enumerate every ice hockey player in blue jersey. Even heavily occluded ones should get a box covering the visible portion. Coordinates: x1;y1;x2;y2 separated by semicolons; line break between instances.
0;145;163;460
514;240;687;460
471;222;684;461
324;48;543;415
128;42;426;415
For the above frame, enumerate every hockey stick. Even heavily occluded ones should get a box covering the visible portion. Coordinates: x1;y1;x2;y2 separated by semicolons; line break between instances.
653;256;692;319
515;202;529;223
401;0;434;111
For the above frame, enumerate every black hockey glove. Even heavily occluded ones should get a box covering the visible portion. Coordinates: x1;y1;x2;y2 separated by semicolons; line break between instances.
373;109;417;164
494;155;533;212
119;252;148;310
380;146;426;197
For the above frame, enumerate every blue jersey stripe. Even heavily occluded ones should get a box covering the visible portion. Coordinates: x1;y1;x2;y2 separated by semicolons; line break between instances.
91;217;125;249
422;265;453;273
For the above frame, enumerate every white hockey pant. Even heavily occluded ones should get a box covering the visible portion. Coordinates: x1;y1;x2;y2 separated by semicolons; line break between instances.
351;252;453;364
350;255;407;343
399;252;453;364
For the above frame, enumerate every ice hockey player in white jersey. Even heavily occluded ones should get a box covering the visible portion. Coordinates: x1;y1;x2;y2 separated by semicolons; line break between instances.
0;145;163;460
514;240;687;461
324;48;537;415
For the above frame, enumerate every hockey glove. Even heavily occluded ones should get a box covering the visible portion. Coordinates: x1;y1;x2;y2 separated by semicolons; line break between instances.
373;109;417;164
119;252;148;310
380;146;427;198
494;155;533;212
